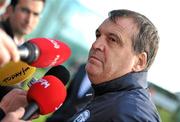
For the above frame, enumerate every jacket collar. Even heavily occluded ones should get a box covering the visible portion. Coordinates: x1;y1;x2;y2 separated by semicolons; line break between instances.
92;72;148;96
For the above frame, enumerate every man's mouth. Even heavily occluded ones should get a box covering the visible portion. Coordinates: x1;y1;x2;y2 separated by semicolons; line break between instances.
88;55;101;62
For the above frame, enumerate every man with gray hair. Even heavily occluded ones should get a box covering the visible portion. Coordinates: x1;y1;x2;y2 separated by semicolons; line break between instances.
68;9;161;122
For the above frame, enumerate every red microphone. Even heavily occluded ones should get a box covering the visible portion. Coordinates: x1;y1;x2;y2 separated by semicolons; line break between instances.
22;75;67;120
18;38;71;68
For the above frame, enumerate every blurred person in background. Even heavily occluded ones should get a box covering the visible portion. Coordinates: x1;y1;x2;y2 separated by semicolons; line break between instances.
0;0;45;45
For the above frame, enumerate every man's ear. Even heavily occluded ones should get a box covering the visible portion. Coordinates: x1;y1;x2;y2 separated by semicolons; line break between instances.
0;5;13;20
132;52;147;72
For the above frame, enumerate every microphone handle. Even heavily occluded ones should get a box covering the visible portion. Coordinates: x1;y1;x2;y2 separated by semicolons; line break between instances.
21;101;39;120
18;44;29;59
18;42;39;64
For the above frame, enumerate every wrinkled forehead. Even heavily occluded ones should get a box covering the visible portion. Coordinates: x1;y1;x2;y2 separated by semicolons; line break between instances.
99;18;138;39
109;17;138;31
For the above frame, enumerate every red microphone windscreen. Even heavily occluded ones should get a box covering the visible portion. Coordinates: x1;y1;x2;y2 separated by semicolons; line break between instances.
29;38;71;68
27;75;67;115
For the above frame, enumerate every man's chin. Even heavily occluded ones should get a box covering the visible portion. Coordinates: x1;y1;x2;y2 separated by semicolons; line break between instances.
86;62;95;71
86;63;99;75
22;29;32;35
24;31;31;35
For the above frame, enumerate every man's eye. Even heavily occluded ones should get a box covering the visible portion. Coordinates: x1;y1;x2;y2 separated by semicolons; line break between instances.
33;13;39;17
109;37;116;42
96;33;100;38
20;8;30;14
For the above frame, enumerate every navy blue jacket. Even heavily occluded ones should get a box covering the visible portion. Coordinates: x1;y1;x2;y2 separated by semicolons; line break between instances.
46;64;93;122
68;72;161;122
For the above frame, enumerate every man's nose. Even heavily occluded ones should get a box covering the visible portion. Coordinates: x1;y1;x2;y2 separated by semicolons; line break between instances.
91;37;105;51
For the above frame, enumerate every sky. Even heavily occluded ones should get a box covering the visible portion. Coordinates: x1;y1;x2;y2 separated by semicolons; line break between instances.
76;0;180;93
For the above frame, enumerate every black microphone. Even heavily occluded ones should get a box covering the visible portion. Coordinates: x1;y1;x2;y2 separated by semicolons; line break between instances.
45;65;70;85
28;65;70;87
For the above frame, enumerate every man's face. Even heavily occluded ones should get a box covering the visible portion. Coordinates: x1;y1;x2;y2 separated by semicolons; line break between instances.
85;17;139;84
8;0;44;35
